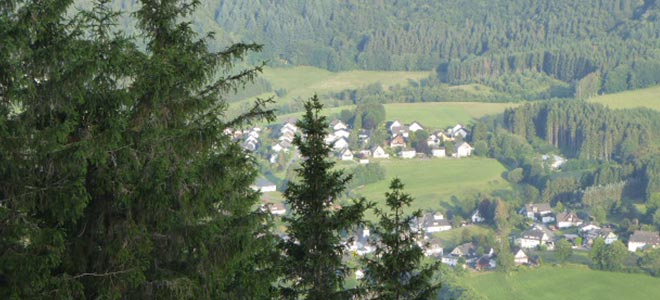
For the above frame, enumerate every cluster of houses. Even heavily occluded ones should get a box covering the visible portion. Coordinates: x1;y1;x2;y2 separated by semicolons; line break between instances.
270;118;299;162
516;202;660;253
263;118;475;165
224;126;264;153
388;120;473;159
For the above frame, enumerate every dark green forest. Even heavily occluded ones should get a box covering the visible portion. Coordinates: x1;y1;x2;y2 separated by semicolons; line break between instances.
87;0;660;95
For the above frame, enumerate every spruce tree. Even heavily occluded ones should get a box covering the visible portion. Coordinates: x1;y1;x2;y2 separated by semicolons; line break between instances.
0;0;277;298
280;95;371;300
361;178;441;300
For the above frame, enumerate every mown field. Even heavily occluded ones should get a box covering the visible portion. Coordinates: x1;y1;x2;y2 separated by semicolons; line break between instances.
354;157;509;214
589;85;660;111
231;66;430;109
465;264;660;300
275;101;516;130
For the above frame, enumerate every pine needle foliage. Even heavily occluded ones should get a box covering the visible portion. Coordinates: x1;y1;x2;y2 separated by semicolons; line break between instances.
0;0;277;299
280;95;372;300
361;178;441;300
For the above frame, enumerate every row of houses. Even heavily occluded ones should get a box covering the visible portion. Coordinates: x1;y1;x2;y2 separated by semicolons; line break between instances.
518;203;660;252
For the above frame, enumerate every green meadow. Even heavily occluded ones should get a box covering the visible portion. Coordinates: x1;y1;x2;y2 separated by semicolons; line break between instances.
354;157;509;213
275;101;516;130
232;66;431;109
465;264;660;300
589;85;660;111
384;102;518;129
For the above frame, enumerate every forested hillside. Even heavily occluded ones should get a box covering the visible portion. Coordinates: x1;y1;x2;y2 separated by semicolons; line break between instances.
87;0;660;95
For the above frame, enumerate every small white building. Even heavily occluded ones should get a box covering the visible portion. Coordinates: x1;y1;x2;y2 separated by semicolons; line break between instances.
371;146;390;159
556;211;583;229
400;149;417;159
334;129;350;139
409;121;425;133
471;210;485;223
340;149;354;161
513;249;529;265
251;178;276;193
266;203;287;216
388;120;403;132
431;147;446;158
331;119;348;131
628;230;660;252
520;228;550;249
333;137;350;151
454;142;473;158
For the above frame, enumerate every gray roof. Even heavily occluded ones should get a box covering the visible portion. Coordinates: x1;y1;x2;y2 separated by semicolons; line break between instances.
522;228;546;240
556;211;582;223
630;231;660;245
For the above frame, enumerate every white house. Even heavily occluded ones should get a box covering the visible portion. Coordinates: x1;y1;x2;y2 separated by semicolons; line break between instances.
520;228;550;249
521;203;553;222
251;178;276;193
628;231;660;252
409;121;425;133
388;120;403;132
371;146;390;159
400;149;417;159
334;129;351;139
325;133;337;145
471;210;485;223
449;124;469;139
424;239;444;257
340;149;354;161
330;119;348;131
454;142;473;158
266;203;287;216
272;143;284;153
280;122;297;135
556;211;583;229
431;147;446;158
513;249;529;265
333;137;350;151
423;213;452;233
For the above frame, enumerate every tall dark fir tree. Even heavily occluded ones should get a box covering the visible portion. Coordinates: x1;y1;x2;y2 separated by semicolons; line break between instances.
0;0;277;298
280;95;372;300
361;178;441;300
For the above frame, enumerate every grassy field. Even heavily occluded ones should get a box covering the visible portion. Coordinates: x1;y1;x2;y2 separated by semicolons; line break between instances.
589;85;660;111
275;101;516;130
384;102;517;129
354;157;509;214
465;264;660;300
233;66;431;109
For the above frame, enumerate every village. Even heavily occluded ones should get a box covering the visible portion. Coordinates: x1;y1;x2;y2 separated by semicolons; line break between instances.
228;118;660;275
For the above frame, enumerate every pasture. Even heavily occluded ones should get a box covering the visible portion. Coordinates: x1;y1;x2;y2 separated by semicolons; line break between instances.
589;86;660;111
465;264;660;300
353;157;509;213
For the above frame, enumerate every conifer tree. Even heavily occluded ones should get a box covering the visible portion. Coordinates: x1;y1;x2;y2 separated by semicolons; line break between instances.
280;95;371;300
0;0;277;298
361;178;441;300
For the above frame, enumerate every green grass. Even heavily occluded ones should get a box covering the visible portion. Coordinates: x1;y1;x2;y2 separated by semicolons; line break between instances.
384;102;518;129
232;66;430;109
434;225;494;249
589;85;660;111
353;157;509;214
465;264;660;300
275;101;517;130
